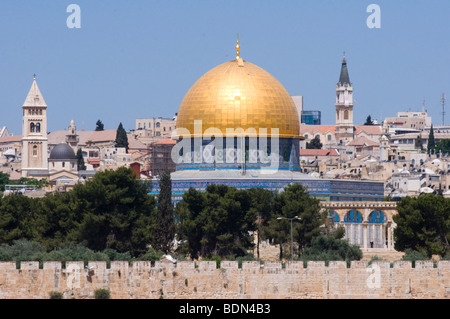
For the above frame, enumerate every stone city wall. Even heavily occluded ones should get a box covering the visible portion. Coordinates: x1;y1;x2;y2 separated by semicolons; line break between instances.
0;260;448;299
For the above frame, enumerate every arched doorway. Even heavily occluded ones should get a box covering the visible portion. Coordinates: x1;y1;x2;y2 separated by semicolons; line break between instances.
368;210;387;248
343;210;363;246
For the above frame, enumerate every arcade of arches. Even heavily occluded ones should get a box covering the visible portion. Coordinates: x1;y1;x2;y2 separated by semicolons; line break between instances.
321;201;398;251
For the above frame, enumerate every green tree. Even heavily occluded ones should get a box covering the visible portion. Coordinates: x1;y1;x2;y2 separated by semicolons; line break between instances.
95;120;104;131
115;122;129;153
0;194;36;244
427;124;435;154
393;194;450;258
246;187;275;259
175;185;257;259
306;136;322;149
76;148;86;171
73;167;156;257
264;183;324;260
174;188;206;259
364;115;374;125
414;135;423;151
152;170;175;253
434;139;450;155
0;172;10;191
300;228;362;264
33;191;82;250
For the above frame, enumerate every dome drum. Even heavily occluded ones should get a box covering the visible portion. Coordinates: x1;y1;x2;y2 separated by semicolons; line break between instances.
173;136;300;171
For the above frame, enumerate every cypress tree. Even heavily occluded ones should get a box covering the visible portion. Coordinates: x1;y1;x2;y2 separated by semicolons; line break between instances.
115;122;129;153
76;148;86;171
427;124;435;154
153;170;175;253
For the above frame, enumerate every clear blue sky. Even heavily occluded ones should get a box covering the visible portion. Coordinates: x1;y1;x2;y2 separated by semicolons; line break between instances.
1;0;450;135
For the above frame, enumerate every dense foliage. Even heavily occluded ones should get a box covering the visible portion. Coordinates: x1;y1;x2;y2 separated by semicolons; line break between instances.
262;183;325;259
0;167;155;257
95;119;104;131
299;227;362;264
305;136;322;149
394;194;450;257
0;169;365;262
153;170;175;253
175;185;258;259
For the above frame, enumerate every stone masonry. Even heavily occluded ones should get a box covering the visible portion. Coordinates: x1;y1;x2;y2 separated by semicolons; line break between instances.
0;260;448;299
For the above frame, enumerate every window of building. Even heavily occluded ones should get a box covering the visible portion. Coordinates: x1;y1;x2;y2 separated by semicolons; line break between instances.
36;123;41;133
156;122;161;128
30;123;35;133
32;145;37;156
344;110;349;120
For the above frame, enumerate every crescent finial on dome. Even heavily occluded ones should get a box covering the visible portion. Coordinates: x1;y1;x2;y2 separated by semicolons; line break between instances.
236;33;240;60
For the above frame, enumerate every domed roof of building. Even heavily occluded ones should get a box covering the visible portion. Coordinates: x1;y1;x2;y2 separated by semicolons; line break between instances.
175;51;300;139
49;143;76;160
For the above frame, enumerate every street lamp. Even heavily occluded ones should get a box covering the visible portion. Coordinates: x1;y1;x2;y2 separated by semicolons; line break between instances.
277;216;301;260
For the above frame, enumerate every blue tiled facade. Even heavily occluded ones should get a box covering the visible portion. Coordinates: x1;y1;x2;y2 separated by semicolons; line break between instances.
149;177;385;204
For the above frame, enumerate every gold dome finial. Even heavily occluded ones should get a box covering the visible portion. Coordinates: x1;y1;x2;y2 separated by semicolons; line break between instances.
236;33;240;60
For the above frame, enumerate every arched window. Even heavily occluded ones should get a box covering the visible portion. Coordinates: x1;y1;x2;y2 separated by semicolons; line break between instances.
344;210;362;223
368;210;387;224
328;210;340;223
36;123;41;133
32;145;37;156
156;122;161;128
30;123;35;133
344;110;349;120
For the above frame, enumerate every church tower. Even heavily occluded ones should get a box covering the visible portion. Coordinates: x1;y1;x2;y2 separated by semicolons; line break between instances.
335;56;354;144
65;120;79;148
21;76;49;178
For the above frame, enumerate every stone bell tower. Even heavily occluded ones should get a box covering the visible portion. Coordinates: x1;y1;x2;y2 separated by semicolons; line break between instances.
335;55;354;144
21;75;49;178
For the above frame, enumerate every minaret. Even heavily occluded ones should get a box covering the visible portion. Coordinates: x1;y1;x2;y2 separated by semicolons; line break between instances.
335;55;354;144
21;75;49;178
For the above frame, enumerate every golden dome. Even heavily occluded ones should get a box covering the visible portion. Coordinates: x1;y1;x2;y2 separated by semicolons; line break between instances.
175;58;300;139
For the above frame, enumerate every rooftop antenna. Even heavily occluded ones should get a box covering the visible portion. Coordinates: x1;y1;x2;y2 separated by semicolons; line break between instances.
441;93;446;126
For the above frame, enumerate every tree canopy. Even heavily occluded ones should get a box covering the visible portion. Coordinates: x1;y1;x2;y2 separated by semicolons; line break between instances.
262;183;325;259
175;185;257;259
76;148;86;171
153;170;175;253
393;194;450;257
306;136;322;149
364;115;374;125
0;167;156;257
95;120;104;131
115;122;129;152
